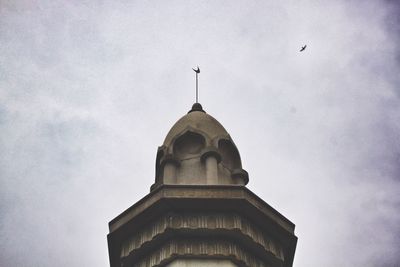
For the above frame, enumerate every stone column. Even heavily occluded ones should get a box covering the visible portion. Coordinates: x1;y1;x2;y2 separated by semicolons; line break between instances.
160;154;180;184
205;156;218;184
201;147;222;185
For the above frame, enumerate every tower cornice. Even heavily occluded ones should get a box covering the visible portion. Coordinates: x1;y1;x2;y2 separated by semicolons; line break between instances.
108;185;297;267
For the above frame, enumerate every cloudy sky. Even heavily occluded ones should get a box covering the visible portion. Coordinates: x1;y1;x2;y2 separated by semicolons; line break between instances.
1;1;400;266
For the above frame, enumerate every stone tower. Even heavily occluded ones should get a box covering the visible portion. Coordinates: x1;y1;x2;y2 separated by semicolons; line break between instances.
107;103;297;267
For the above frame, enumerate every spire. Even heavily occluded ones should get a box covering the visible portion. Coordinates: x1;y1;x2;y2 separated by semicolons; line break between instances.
192;66;200;103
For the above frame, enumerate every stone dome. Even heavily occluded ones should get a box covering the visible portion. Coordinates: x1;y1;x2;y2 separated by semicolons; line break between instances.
163;104;230;148
151;103;248;191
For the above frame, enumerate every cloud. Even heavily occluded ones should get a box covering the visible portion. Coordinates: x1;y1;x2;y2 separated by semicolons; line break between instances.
0;1;399;266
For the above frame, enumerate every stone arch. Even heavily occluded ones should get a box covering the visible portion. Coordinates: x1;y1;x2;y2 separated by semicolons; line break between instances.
218;139;242;170
173;131;206;160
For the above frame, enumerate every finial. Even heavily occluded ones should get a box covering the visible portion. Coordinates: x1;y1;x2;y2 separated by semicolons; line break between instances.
192;66;200;103
188;102;205;113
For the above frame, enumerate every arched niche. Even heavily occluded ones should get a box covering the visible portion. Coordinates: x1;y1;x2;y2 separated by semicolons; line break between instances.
173;131;206;160
218;139;242;170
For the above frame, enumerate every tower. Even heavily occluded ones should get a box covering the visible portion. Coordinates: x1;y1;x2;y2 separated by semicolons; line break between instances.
107;103;297;267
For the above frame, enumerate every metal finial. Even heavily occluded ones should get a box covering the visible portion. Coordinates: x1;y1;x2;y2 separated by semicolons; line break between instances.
192;66;200;103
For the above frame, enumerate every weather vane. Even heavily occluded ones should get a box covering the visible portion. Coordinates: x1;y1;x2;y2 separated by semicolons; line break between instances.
192;66;200;103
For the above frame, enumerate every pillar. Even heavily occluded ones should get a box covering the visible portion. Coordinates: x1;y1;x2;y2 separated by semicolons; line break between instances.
201;147;222;185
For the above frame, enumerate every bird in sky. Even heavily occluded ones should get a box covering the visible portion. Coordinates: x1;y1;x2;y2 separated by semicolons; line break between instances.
300;45;307;52
192;66;200;73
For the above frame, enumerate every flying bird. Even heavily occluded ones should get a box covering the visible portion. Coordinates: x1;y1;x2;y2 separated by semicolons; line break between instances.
300;45;307;52
192;66;200;73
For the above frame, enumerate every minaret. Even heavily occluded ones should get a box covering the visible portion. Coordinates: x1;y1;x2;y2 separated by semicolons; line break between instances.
108;103;297;267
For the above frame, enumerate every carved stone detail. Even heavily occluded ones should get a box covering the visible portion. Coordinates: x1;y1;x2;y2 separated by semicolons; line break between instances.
121;212;284;261
127;239;271;267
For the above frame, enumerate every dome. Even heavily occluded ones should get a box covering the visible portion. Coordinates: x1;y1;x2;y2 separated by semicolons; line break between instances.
163;104;230;147
151;103;248;191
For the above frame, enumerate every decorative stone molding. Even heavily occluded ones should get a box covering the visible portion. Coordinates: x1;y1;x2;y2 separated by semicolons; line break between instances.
109;185;295;235
108;185;297;267
121;212;284;261
231;169;249;185
125;239;271;267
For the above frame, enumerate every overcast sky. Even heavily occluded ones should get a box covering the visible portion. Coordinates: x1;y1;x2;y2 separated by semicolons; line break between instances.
1;1;400;266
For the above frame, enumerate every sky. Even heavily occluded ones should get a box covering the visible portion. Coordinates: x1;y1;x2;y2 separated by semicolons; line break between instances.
1;1;400;266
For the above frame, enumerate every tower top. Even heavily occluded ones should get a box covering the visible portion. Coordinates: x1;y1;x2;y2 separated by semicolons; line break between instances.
151;103;248;191
108;103;297;267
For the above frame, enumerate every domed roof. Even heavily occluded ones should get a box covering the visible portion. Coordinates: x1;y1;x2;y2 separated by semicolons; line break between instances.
163;103;230;147
152;103;248;191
